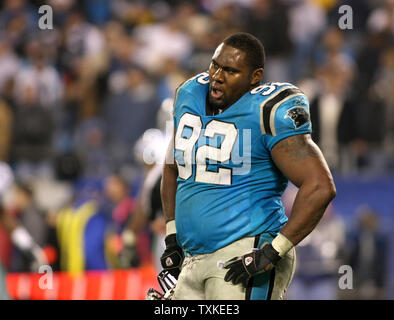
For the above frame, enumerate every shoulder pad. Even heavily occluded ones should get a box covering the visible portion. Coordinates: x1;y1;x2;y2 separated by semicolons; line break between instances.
250;82;298;101
250;83;307;136
178;72;210;93
172;72;209;118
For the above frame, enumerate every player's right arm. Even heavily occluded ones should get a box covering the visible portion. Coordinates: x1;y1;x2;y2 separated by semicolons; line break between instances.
160;128;184;278
161;132;177;224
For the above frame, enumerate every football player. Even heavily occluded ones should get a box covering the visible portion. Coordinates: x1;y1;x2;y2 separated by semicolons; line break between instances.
160;33;336;300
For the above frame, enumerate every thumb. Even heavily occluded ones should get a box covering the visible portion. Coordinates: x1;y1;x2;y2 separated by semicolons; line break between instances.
223;256;242;269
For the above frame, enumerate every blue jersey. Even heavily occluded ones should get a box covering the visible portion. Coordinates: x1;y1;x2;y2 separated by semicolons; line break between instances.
173;72;312;255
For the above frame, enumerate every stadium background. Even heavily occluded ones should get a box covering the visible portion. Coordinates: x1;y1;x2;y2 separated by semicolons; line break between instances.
0;0;393;300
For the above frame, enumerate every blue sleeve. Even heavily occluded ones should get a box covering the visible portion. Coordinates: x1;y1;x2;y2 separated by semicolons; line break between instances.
263;93;312;151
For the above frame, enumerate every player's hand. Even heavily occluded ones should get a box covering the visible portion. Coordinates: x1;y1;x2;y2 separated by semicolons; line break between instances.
160;234;184;279
223;242;281;286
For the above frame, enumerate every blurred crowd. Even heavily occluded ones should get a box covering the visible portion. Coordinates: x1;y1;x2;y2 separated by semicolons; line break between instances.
0;0;392;300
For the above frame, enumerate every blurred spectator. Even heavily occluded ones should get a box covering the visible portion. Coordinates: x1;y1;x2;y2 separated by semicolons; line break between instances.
155;58;188;104
0;98;13;162
83;0;111;25
110;0;156;29
49;0;76;28
132;9;193;74
341;31;393;173
11;85;54;180
56;178;103;274
370;47;394;164
183;13;219;74
102;66;159;172
13;38;63;109
60;9;106;72
104;174;135;234
10;36;63;180
105;21;136;74
0;0;37;56
5;181;50;272
72;118;112;179
288;0;327;81
354;31;392;98
104;173;154;269
0;35;20;98
307;28;355;170
245;0;293;82
209;2;245;34
367;0;394;35
59;9;107;120
345;207;389;299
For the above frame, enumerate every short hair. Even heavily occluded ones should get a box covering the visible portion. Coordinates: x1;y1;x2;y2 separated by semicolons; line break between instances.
223;32;265;70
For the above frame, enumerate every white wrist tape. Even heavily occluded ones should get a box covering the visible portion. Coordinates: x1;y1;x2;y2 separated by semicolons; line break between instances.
271;233;294;257
166;220;176;236
11;226;34;251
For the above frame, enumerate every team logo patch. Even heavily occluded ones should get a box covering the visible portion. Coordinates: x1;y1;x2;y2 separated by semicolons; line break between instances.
245;256;253;266
284;106;310;129
166;257;174;267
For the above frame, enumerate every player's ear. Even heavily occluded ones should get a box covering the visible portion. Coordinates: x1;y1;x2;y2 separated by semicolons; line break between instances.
251;68;263;86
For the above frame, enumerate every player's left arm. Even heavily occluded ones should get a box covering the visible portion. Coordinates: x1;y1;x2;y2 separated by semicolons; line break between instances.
224;88;336;286
225;134;335;286
271;133;336;246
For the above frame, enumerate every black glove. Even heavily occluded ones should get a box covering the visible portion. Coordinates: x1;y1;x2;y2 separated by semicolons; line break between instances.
160;234;184;279
224;242;281;286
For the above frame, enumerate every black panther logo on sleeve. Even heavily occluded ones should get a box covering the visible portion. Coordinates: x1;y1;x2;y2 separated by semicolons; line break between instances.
284;107;310;129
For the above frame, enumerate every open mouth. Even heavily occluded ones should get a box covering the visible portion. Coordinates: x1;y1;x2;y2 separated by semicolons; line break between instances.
210;87;224;100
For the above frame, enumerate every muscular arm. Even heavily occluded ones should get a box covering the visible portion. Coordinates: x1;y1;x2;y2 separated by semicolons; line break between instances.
161;133;178;223
271;134;336;246
159;133;184;278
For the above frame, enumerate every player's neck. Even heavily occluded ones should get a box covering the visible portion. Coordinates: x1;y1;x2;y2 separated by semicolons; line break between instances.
206;95;228;116
206;104;226;116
